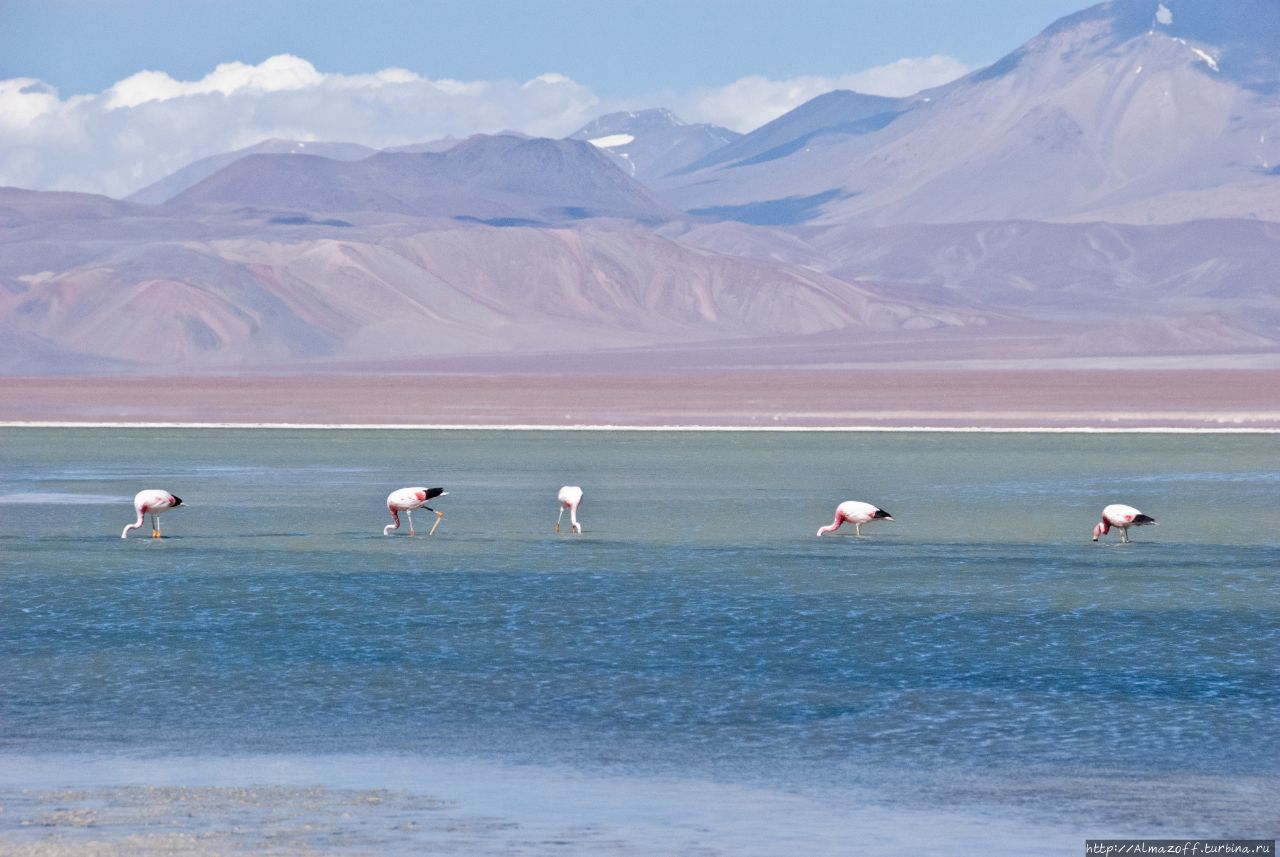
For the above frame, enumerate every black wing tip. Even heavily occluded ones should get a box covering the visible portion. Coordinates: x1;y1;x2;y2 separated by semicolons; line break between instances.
171;495;183;506
1133;514;1156;525
425;487;446;500
874;508;892;519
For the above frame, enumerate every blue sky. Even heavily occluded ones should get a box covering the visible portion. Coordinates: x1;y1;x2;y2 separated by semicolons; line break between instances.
1;0;1096;197
5;0;1092;98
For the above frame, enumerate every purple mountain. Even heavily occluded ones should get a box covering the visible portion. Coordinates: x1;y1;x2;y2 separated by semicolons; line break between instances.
165;134;677;225
659;0;1280;226
127;139;378;205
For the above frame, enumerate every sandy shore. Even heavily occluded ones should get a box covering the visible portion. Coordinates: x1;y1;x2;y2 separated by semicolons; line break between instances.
1;369;1278;429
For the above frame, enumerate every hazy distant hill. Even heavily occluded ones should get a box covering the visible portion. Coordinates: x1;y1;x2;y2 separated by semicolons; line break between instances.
382;136;467;154
165;135;678;225
0;203;989;370
570;109;741;181
0;187;145;227
127;139;379;205
659;0;1280;226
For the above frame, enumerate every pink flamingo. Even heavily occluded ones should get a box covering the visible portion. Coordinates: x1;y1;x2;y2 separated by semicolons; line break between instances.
384;487;446;536
816;500;893;538
1092;504;1156;543
121;489;183;539
555;486;583;534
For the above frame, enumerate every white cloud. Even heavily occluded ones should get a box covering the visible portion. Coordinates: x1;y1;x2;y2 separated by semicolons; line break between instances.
668;55;972;132
105;55;327;109
0;53;971;198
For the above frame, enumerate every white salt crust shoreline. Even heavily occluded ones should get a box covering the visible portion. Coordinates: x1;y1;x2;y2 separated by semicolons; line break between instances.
1;421;1278;433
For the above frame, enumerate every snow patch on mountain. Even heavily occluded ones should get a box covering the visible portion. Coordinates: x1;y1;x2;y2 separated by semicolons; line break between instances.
1189;46;1219;72
588;134;636;149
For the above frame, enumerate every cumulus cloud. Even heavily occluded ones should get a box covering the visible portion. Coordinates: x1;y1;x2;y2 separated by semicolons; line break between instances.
0;55;603;197
0;53;971;198
669;55;973;132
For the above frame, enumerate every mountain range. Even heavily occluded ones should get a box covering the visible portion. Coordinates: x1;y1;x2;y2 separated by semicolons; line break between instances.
2;0;1278;374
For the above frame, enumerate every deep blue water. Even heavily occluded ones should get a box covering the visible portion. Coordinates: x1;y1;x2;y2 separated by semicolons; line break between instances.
1;428;1278;842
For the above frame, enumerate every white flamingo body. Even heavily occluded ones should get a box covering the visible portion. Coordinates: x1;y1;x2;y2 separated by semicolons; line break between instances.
121;489;182;539
556;485;583;534
1092;503;1156;543
384;486;446;536
817;500;893;538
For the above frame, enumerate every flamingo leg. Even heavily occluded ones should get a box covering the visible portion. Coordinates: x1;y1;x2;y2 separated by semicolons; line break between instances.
406;509;415;536
152;513;160;538
854;522;862;538
1121;529;1130;544
555;506;564;533
429;510;443;536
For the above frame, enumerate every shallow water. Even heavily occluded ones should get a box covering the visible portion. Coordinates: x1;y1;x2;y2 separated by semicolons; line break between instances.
1;428;1277;853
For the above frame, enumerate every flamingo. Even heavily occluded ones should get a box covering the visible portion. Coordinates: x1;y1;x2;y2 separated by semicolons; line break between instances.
384;487;446;536
1092;504;1156;543
121;489;182;539
816;500;893;538
555;485;583;534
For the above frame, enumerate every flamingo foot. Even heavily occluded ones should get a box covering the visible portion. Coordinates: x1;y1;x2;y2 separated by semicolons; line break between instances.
554;523;561;533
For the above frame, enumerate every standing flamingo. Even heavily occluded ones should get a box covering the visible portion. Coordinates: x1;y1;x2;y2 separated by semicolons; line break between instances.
121;489;182;539
384;487;446;536
555;486;583;534
816;500;893;538
1092;504;1156;543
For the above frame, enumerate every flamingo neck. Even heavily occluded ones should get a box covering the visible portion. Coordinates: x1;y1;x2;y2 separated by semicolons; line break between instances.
817;514;844;536
121;508;146;538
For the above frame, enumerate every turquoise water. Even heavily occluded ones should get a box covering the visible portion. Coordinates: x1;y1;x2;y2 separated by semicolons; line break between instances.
1;428;1278;850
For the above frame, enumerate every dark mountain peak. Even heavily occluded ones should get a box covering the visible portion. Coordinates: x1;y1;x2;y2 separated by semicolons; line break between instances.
574;108;688;139
432;134;621;179
568;109;742;182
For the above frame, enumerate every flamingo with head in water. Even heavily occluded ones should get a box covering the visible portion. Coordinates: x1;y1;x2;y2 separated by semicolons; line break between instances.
121;489;182;539
384;487;446;536
816;500;893;538
555;486;583;534
1092;504;1156;543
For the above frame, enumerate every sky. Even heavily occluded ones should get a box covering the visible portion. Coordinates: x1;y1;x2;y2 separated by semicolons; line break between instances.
0;0;1094;198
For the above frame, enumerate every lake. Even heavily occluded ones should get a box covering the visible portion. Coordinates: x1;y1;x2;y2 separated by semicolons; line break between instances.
1;427;1277;854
